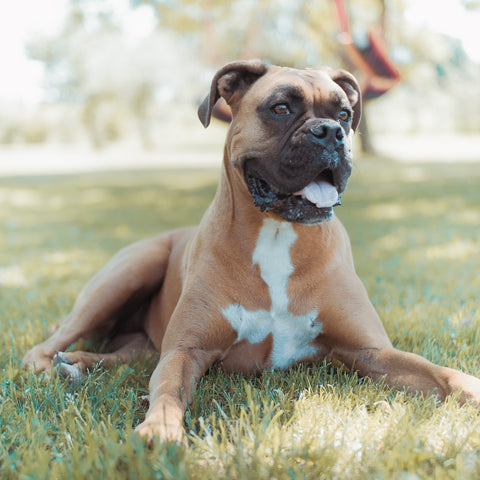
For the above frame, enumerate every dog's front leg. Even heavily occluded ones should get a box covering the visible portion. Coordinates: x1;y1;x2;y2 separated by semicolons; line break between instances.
341;347;480;404
135;346;222;443
322;273;480;404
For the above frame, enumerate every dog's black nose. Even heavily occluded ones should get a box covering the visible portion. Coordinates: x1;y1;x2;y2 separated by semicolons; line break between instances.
309;122;344;147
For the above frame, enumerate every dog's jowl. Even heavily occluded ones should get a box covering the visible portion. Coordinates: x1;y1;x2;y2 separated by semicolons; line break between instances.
23;60;480;443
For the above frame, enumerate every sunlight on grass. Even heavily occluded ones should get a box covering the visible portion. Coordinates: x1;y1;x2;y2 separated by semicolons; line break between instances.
0;265;28;287
422;239;479;261
1;158;480;478
0;188;44;207
368;202;406;220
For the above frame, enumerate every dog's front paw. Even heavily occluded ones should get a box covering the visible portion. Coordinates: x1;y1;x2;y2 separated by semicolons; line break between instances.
446;368;480;405
135;418;184;445
22;346;54;373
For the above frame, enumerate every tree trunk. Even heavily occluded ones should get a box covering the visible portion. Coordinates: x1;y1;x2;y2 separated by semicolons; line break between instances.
359;108;375;154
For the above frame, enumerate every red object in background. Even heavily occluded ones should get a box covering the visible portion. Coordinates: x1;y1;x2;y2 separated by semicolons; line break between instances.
210;0;402;124
334;0;401;99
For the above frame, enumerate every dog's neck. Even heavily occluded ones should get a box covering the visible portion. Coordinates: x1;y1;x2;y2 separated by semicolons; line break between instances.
201;155;343;265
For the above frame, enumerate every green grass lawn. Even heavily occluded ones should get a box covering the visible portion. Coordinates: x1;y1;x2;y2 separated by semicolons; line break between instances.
1;156;480;479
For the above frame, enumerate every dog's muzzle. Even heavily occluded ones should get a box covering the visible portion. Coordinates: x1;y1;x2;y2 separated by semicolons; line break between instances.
244;165;343;225
243;119;352;224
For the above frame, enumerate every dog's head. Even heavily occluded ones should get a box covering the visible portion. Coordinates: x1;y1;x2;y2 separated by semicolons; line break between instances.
198;60;362;224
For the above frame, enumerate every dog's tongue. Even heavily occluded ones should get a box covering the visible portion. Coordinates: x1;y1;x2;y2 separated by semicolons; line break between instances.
294;179;339;208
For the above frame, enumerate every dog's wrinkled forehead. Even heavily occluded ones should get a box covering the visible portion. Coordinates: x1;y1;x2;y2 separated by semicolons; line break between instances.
243;67;354;115
198;60;361;131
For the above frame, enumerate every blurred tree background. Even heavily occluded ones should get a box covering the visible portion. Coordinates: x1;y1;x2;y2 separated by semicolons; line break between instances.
1;0;479;151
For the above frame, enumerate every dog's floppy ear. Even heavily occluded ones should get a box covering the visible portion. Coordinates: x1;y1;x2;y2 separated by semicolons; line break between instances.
329;69;362;131
198;60;268;128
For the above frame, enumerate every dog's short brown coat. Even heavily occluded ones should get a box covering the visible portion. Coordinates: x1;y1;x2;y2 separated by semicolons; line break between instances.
23;61;480;442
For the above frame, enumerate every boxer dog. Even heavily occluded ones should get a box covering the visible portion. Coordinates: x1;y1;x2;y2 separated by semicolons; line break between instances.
23;60;480;442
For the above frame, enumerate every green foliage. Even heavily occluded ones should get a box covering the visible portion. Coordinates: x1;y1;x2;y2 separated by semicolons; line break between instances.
1;158;480;478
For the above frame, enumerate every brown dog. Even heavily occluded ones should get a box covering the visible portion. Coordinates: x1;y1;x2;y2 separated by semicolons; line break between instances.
23;60;480;442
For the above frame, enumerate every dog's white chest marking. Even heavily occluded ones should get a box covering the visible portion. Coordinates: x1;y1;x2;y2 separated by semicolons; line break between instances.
222;218;322;369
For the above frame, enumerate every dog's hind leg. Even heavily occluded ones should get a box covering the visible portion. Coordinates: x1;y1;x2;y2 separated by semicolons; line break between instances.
52;332;157;383
22;234;172;374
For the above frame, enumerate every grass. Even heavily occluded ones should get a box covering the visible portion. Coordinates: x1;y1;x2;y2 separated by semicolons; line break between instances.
1;155;480;479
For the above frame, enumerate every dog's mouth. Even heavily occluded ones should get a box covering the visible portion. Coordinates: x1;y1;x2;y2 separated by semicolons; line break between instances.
244;168;342;224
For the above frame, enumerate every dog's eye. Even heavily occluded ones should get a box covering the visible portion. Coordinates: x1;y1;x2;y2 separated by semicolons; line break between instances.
339;110;351;122
272;104;291;116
